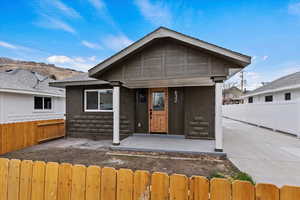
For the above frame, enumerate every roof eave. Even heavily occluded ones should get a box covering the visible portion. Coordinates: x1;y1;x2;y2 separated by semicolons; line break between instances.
49;80;109;88
0;88;65;97
242;84;300;98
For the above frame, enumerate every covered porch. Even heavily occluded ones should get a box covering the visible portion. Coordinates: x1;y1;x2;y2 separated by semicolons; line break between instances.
110;134;225;155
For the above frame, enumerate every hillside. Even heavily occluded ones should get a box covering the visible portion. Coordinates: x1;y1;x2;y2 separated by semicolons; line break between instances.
0;57;83;80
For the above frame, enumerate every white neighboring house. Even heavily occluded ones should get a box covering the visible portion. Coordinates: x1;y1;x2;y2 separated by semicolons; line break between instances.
243;71;300;103
0;69;65;124
223;71;300;137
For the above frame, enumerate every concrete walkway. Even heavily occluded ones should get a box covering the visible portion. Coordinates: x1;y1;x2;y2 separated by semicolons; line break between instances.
111;134;222;155
223;118;300;186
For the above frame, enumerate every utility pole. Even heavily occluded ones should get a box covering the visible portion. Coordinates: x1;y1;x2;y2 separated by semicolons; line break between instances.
240;70;244;92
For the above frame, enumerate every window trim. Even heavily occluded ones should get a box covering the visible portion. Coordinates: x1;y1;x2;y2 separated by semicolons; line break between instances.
34;96;53;111
84;89;113;112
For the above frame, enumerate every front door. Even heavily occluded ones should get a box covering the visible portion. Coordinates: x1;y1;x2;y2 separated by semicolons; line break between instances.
149;88;168;133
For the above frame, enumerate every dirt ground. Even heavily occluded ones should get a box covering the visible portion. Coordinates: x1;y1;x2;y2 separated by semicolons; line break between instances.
1;138;238;178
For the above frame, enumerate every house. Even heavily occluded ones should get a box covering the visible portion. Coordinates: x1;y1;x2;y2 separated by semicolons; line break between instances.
0;69;66;153
223;71;300;137
243;71;300;103
51;27;251;152
0;69;65;123
223;86;243;104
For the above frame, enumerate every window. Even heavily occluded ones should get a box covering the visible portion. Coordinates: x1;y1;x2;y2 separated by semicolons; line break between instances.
85;89;113;112
152;91;165;111
136;89;147;103
285;93;291;101
34;96;52;110
248;97;253;103
265;95;273;102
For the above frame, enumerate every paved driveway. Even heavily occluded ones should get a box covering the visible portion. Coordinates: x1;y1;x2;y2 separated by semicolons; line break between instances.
223;118;300;187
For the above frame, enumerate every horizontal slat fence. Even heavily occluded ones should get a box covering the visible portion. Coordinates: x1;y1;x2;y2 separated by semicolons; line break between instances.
0;158;299;200
0;119;65;154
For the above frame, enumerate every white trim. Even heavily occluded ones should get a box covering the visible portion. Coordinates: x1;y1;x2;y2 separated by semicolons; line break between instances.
243;84;300;98
84;89;113;112
113;86;120;144
49;80;108;88
215;82;223;151
0;88;65;97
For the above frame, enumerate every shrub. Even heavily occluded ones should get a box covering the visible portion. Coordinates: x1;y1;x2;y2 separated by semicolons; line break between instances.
209;171;255;185
233;172;255;185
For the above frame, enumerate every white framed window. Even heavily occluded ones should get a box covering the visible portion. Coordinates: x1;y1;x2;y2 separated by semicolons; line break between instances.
84;89;113;112
34;96;52;110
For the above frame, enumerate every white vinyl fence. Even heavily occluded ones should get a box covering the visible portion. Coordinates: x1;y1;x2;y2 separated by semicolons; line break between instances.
222;101;300;137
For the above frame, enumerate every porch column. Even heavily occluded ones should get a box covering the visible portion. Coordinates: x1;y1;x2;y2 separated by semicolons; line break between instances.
215;81;223;152
112;83;121;145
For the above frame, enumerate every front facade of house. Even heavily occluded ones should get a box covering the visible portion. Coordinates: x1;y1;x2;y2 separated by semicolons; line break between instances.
52;27;251;151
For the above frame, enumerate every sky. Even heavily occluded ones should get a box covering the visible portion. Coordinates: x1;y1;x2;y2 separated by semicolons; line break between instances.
1;0;300;90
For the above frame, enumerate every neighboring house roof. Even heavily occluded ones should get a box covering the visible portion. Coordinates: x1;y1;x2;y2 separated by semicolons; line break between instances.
49;73;108;88
0;69;65;97
243;71;300;97
223;86;243;99
89;26;251;77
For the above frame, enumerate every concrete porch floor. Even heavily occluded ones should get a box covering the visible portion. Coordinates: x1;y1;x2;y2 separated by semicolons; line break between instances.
110;134;225;156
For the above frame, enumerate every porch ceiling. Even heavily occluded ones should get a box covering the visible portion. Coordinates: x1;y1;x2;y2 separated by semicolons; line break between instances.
122;77;214;88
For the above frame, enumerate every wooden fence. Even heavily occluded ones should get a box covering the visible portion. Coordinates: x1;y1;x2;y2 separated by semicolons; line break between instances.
0;158;299;200
0;119;65;154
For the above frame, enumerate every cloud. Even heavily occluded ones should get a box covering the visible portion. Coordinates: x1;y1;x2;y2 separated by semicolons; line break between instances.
88;0;105;10
36;15;76;34
46;55;99;71
0;41;17;49
47;55;73;63
0;41;37;53
81;40;102;49
288;2;300;16
88;56;97;62
134;0;172;26
262;56;269;61
38;0;82;19
50;0;81;18
87;0;119;30
102;35;133;51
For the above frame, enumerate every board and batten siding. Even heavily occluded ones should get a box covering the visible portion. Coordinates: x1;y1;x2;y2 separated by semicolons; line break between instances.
0;92;65;124
66;85;135;139
97;38;234;81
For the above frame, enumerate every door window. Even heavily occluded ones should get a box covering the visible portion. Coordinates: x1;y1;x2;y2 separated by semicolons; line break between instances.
152;92;165;111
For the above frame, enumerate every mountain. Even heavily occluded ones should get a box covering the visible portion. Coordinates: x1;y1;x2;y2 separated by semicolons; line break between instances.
0;57;83;80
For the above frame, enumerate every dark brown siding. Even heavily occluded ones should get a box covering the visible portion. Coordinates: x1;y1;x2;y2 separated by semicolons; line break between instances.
97;38;232;82
135;89;148;133
184;86;215;139
66;85;135;139
168;87;184;135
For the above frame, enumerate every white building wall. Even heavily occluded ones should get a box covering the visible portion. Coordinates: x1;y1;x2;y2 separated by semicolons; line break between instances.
244;88;300;104
223;101;300;137
0;92;65;124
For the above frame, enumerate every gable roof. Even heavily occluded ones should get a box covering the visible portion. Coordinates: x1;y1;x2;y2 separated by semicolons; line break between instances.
89;27;251;77
0;69;65;97
243;71;300;97
49;73;108;88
